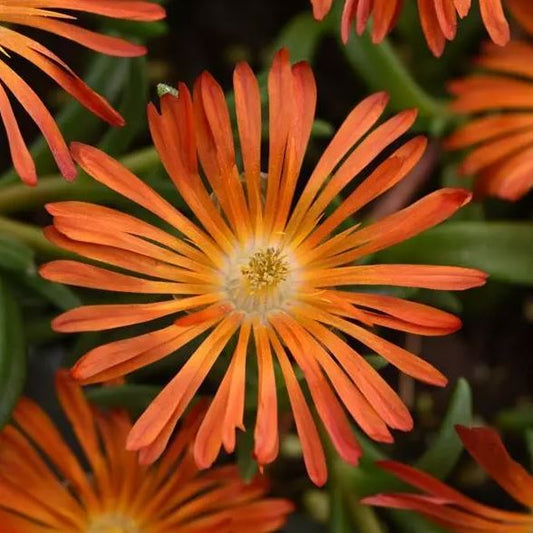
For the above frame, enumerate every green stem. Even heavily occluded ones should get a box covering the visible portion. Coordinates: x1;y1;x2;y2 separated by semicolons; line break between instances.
348;499;384;533
0;217;66;258
331;460;385;533
0;146;158;214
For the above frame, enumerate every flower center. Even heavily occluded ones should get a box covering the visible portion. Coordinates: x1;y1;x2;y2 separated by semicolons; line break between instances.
222;245;295;316
86;514;142;533
241;247;289;293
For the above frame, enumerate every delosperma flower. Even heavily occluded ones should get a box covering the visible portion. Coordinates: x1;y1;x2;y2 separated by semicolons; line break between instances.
40;49;487;486
0;0;165;185
363;425;533;532
310;0;511;57
447;40;533;200
0;370;293;532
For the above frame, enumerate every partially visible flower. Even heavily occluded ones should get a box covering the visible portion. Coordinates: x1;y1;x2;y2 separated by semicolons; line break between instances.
40;49;486;486
363;425;533;532
0;1;165;185
310;0;510;57
0;370;293;532
447;41;533;200
507;0;533;35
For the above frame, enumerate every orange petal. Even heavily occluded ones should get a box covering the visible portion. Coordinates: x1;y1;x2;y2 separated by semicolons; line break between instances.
269;330;327;486
456;425;533;508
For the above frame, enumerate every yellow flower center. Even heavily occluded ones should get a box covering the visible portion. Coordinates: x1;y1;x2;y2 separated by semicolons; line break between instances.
86;514;142;533
223;245;295;316
241;247;289;293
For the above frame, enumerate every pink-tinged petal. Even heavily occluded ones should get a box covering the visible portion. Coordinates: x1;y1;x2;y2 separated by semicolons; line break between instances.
304;264;488;290
369;460;533;524
270;314;362;466
10;16;147;57
126;314;242;454
34;1;165;21
292;306;412;432
341;0;358;43
287;92;388;238
0;59;76;180
52;294;223;332
434;0;458;40
417;0;446;57
0;83;36;185
456;426;533;508
310;0;334;20
479;0;509;46
269;330;328;486
253;321;279;466
233;62;262;224
363;492;531;531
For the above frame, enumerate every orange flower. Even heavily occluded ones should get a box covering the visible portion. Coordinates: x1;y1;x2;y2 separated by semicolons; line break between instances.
363;425;533;532
506;0;533;36
310;0;510;57
447;41;533;201
0;370;293;532
40;49;487;486
0;0;165;186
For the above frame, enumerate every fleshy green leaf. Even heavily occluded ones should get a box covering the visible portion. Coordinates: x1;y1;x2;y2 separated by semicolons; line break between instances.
237;422;258;482
0;233;35;274
87;384;160;414
271;12;327;63
497;404;533;432
374;222;533;286
0;276;26;428
99;56;149;155
18;276;81;312
415;378;472;479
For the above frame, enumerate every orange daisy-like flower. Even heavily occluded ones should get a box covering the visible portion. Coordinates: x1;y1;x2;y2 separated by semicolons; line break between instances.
363;425;533;532
0;0;165;185
40;49;487;486
310;0;510;56
447;41;533;201
0;370;293;532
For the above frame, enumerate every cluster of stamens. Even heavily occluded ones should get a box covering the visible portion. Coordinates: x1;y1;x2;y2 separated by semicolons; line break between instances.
240;247;289;294
222;245;294;317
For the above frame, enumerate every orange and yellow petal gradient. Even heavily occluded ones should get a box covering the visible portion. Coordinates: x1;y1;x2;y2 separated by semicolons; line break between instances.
40;49;486;486
311;0;511;57
0;370;292;532
447;40;533;200
0;0;165;185
363;425;533;532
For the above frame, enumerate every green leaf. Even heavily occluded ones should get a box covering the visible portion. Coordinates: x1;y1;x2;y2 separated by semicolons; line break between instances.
341;31;446;120
18;276;81;311
0;233;35;274
237;423;258;482
363;355;389;371
312;118;334;138
328;484;351;533
0;276;26;428
99;56;149;155
388;510;445;533
270;12;327;63
415;378;472;479
374;222;533;286
497;404;533;432
87;384;160;414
